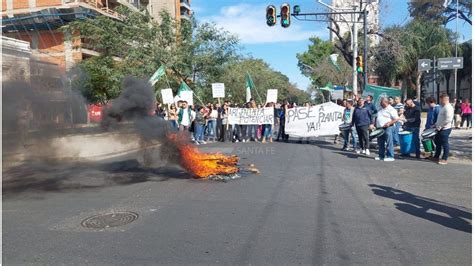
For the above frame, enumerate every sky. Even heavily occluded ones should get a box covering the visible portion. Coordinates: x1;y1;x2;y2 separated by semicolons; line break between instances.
192;0;472;91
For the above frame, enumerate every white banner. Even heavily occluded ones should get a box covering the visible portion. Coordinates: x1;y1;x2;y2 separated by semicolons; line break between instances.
266;89;278;103
228;107;274;125
161;88;174;104
285;102;344;137
212;83;225;98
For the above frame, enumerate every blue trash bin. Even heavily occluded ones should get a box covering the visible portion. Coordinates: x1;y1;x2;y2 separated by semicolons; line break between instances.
399;131;414;155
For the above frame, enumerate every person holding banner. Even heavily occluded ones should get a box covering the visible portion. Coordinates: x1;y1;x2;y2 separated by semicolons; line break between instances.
246;99;258;142
262;102;275;143
374;97;400;162
276;103;289;142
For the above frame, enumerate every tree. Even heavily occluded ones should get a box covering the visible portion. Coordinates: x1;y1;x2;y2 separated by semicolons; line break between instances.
456;40;472;94
372;19;455;99
63;8;239;104
296;37;352;88
409;0;472;25
218;58;310;105
372;26;405;87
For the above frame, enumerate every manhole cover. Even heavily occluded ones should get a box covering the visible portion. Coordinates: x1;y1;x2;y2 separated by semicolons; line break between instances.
81;211;138;229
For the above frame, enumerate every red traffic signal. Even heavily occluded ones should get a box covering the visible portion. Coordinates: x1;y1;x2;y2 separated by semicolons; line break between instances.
266;5;277;26
280;3;290;28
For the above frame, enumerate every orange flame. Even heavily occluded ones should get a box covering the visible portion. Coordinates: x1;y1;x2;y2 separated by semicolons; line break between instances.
178;144;239;178
168;133;239;178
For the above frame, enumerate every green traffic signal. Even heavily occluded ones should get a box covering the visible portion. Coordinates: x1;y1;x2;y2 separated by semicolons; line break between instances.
356;56;363;73
280;3;291;28
293;5;301;15
266;5;277;26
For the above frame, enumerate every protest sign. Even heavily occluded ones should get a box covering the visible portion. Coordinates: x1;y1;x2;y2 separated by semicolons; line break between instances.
161;88;174;104
212;83;225;98
175;90;194;106
285;102;344;137
266;89;278;103
228;107;274;125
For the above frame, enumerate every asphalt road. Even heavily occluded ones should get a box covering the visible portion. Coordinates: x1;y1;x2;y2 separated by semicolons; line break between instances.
3;138;472;265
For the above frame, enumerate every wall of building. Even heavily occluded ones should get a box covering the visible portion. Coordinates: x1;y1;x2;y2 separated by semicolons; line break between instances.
4;30;82;71
422;73;472;101
2;0;62;12
2;37;32;82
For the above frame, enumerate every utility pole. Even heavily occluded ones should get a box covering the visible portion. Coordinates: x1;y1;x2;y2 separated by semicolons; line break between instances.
432;56;436;99
454;0;459;99
352;21;358;97
363;9;368;93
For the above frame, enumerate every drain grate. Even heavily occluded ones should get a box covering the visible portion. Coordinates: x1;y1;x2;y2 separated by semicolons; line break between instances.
81;211;139;229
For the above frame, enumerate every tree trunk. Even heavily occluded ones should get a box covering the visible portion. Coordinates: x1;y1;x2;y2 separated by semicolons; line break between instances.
401;77;408;100
416;72;421;101
444;71;451;97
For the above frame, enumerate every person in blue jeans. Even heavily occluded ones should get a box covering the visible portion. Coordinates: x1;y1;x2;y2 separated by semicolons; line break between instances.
402;98;421;158
374;97;400;161
342;100;357;150
392;96;404;146
193;106;207;145
433;94;454;165
425;97;440;129
262;103;275;143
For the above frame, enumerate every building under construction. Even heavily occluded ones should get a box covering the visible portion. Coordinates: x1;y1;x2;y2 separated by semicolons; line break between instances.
1;0;192;129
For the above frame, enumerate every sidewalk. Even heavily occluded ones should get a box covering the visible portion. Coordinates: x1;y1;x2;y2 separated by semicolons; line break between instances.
448;128;472;160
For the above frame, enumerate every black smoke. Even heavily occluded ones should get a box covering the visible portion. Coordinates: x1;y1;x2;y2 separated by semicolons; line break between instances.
101;77;181;165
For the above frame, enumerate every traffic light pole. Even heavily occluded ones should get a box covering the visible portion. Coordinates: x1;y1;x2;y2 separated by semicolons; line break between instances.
363;9;368;93
352;23;358;96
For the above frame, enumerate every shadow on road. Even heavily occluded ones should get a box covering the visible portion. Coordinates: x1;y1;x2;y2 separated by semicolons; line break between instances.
369;184;472;233
2;159;190;199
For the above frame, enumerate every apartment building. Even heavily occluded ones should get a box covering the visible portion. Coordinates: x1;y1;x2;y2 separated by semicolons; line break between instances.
329;0;380;46
127;0;192;22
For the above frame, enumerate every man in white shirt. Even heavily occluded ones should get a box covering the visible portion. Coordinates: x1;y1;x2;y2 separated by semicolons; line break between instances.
178;101;195;132
374;97;400;161
432;94;454;165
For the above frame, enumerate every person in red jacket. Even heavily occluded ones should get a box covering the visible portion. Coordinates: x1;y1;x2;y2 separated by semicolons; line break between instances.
460;98;472;129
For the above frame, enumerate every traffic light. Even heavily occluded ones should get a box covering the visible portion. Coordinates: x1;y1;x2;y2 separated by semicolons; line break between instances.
280;3;290;28
266;5;277;26
356;56;363;73
293;5;301;15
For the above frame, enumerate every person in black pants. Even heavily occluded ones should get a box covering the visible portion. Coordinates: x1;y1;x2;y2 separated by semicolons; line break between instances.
402;98;421;158
352;98;372;155
276;103;289;142
219;103;230;142
216;103;223;141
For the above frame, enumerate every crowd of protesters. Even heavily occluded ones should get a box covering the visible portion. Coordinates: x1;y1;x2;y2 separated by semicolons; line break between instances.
337;94;467;165
155;98;300;145
156;94;469;165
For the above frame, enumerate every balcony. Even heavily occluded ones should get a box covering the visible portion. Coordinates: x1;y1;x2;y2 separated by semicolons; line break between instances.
180;0;191;11
180;11;191;21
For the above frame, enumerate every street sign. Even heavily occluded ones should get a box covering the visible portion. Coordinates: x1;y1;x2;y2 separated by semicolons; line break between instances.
437;57;464;70
418;59;432;72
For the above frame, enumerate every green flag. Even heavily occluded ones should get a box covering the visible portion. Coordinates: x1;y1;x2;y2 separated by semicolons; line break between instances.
149;65;166;86
245;73;255;102
328;54;341;73
177;81;192;96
